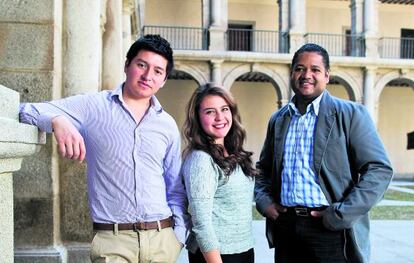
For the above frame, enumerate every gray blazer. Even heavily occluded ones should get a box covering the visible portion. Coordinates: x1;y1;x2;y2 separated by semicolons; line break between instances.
255;91;393;263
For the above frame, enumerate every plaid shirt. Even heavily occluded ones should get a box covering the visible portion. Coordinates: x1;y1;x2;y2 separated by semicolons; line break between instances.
280;92;329;207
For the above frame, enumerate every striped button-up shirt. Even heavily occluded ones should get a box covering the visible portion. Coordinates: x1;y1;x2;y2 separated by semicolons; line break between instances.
19;84;189;243
280;92;329;207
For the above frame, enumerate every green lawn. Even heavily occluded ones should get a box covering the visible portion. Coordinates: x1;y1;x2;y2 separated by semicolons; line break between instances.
370;206;414;220
383;189;414;201
371;188;414;220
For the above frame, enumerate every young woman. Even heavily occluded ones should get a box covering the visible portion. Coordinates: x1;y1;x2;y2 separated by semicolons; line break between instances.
182;83;258;263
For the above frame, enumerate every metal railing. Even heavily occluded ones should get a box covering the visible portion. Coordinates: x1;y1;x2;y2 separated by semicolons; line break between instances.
305;32;365;57
141;25;414;60
226;28;289;53
379;37;414;59
142;25;208;50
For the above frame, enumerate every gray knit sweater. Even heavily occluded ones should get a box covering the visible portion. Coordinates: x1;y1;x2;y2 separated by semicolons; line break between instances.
183;150;254;254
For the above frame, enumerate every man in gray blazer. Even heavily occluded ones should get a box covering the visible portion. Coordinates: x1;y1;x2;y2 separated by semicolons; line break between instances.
255;43;393;263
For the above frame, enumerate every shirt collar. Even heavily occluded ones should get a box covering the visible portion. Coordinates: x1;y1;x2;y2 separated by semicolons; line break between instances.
288;90;325;116
110;83;163;114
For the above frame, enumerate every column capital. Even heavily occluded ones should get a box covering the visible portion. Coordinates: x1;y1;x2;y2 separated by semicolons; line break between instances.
210;60;223;85
210;59;224;66
365;66;378;72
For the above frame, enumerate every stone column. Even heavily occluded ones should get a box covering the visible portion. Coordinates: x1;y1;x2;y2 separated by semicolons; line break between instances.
363;0;379;58
0;85;45;263
102;0;124;90
63;0;102;96
350;0;363;56
59;0;102;255
136;0;145;36
210;60;223;85
289;0;306;53
202;0;210;29
122;0;135;58
278;0;289;53
209;0;228;51
363;66;378;124
202;0;210;50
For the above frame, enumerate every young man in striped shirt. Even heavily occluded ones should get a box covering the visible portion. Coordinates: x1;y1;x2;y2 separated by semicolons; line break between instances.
20;34;188;263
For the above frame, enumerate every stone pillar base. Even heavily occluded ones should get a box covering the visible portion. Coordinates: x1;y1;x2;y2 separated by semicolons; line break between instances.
289;32;305;54
15;243;91;263
66;243;91;263
364;36;379;58
209;27;226;51
15;248;62;263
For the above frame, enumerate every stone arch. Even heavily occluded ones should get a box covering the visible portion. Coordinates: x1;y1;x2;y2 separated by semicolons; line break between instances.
222;63;289;102
374;71;414;102
329;70;361;102
173;63;209;85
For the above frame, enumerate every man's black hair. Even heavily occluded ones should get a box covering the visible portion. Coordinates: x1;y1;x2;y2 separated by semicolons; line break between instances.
126;34;174;77
291;43;330;71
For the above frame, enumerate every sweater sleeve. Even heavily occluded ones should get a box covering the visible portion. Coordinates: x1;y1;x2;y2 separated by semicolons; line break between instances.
183;151;220;252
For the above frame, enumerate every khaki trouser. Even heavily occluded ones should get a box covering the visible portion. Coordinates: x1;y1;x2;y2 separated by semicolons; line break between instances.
90;227;182;263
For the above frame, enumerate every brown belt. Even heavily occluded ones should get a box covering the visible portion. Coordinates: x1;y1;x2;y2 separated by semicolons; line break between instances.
93;217;173;231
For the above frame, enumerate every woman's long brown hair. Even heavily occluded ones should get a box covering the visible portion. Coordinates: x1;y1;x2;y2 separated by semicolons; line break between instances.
182;83;258;177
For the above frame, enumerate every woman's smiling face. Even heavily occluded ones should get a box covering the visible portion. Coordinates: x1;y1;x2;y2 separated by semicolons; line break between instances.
198;95;233;145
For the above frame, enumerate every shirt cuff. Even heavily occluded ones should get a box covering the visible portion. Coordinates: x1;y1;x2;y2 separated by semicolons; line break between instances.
38;113;62;133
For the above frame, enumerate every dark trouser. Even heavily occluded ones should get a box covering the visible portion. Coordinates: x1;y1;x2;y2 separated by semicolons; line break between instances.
273;211;347;263
188;248;254;263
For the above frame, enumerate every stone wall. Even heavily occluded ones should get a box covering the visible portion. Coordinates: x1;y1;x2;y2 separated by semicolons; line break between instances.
0;1;61;261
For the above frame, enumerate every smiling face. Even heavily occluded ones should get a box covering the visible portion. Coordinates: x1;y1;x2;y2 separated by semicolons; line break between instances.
290;51;330;102
198;95;233;146
123;49;168;101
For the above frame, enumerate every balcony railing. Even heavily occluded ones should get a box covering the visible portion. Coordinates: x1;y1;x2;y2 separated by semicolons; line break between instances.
141;25;414;60
379;37;414;59
226;29;289;53
305;33;365;57
142;25;208;50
